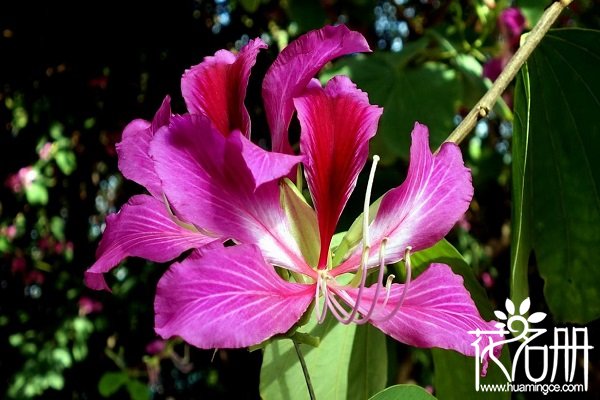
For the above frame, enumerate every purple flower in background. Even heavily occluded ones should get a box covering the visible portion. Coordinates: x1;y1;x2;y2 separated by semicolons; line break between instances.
484;7;527;82
86;25;501;370
500;7;526;46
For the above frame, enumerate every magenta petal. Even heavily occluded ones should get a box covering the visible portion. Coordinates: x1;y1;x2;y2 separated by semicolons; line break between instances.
154;244;314;349
150;114;311;274
337;123;473;274
85;194;214;291
229;130;304;189
341;264;502;369
262;25;371;154
182;39;267;137
116;96;171;198
295;76;382;267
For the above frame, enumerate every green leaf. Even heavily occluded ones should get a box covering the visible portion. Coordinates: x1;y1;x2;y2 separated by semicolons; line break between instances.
432;346;511;400
510;58;532;311
516;0;545;26
25;182;48;205
260;314;358;400
50;216;66;241
240;0;260;13
410;239;493;319
410;239;510;399
512;29;600;323
126;379;150;400
348;324;387;400
323;53;468;163
98;371;128;397
52;348;72;368
285;0;327;32
369;384;436;400
55;149;77;175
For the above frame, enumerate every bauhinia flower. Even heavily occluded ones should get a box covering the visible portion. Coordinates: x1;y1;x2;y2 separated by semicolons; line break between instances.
86;25;501;368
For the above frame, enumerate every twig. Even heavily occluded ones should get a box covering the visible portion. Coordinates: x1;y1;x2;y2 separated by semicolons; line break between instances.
442;0;574;147
293;340;316;400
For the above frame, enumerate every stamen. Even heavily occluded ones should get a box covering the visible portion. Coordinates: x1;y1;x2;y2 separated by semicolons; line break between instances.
373;246;413;322
337;248;369;324
362;155;380;246
315;270;328;323
380;274;396;309
334;155;380;325
354;238;388;323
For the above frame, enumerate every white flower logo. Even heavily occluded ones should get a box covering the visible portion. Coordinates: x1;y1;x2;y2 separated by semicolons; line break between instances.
494;297;546;331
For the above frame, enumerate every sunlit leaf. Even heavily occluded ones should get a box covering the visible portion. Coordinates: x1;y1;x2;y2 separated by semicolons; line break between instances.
348;324;387;399
55;150;77;175
512;29;600;323
25;182;48;205
260;314;358;400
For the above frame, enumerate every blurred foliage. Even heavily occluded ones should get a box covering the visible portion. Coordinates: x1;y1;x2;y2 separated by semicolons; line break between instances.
1;0;600;399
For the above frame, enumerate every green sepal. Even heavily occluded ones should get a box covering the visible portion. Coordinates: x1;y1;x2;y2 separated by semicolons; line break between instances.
280;178;320;268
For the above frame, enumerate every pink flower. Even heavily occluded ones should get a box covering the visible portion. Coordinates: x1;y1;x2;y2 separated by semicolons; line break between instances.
86;25;501;368
38;142;53;160
5;225;17;240
5;166;37;193
78;296;103;315
499;7;526;47
145;339;166;355
483;7;526;82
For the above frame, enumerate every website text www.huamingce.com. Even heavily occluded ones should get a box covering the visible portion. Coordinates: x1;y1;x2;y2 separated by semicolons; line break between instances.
478;382;585;395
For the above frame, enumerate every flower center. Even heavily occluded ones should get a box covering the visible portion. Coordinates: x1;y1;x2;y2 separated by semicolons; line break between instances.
312;155;413;324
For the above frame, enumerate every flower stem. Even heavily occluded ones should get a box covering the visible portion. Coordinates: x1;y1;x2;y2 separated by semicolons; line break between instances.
293;339;316;400
441;0;574;147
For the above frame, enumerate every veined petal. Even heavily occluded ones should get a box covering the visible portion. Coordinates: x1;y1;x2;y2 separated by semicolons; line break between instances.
154;244;314;349
295;76;382;267
116;96;171;198
262;25;371;154
85;195;215;291
335;123;473;274
339;264;502;371
150;114;312;275
233;129;304;189
182;38;267;137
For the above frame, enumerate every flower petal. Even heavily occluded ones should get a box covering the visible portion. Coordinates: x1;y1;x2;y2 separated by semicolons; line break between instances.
182;38;267;137
295;76;382;267
336;123;473;274
262;24;371;154
233;129;305;189
154;244;314;349
150;114;312;274
116;96;171;198
85;194;215;291
339;264;502;372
